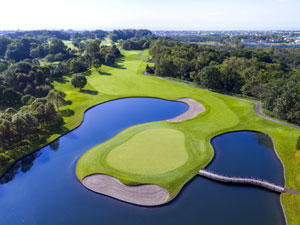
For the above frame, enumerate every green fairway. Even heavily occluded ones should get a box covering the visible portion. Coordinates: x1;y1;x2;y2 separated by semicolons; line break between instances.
49;49;300;224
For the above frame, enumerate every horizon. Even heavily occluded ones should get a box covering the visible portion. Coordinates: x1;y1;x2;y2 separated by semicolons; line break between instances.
0;0;299;30
1;28;300;32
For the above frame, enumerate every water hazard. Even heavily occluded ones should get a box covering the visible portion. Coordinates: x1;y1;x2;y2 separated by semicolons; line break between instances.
0;98;285;225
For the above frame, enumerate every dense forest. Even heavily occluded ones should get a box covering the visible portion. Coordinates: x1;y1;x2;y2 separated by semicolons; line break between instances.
0;31;123;172
147;40;300;125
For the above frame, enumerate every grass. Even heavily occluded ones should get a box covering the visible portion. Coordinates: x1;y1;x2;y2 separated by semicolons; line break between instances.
49;49;300;224
106;128;188;175
77;127;189;178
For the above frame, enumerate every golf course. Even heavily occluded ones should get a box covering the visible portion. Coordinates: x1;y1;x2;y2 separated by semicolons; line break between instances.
48;49;300;224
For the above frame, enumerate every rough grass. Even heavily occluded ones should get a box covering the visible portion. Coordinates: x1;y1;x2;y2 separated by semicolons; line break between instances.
51;50;300;224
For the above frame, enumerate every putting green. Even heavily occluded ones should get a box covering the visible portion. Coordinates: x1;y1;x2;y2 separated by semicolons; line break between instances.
106;128;188;175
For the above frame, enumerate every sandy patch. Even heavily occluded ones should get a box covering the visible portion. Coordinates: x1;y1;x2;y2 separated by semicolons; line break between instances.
82;174;170;206
167;98;205;122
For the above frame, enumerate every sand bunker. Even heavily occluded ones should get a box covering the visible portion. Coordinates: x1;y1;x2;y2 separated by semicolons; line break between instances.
82;174;170;206
167;98;205;122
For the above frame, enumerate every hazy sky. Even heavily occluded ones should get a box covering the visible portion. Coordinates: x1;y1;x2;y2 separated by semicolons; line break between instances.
0;0;299;30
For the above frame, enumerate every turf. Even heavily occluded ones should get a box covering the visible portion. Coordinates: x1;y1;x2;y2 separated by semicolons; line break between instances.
106;128;188;175
49;49;300;224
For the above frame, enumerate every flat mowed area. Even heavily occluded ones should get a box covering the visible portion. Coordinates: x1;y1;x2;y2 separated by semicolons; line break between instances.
51;50;300;225
106;128;188;175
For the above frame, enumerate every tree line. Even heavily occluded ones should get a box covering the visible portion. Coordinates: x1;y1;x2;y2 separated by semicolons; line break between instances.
0;35;122;172
148;40;300;125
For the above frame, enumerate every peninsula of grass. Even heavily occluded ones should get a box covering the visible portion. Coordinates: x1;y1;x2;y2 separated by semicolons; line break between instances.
49;50;300;224
106;128;188;175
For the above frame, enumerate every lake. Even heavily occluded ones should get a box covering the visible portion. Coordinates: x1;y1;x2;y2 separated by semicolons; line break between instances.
0;98;285;225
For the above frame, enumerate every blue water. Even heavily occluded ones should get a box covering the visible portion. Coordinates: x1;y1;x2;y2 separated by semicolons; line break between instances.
0;98;285;225
207;131;285;186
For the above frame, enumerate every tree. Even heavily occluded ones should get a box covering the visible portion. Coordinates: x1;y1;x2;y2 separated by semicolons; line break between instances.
69;57;89;73
0;119;14;149
196;66;222;89
0;62;8;73
219;57;246;93
2;88;21;106
86;39;101;59
146;65;154;74
71;74;87;90
48;39;67;55
11;113;28;140
104;54;115;65
0;37;12;57
5;38;32;61
273;82;300;124
31;98;57;124
47;90;67;111
0;123;6;149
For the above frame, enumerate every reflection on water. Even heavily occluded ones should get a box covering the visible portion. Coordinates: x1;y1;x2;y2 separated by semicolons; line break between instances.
256;132;274;149
207;131;285;186
50;139;60;151
0;152;39;184
1;138;61;184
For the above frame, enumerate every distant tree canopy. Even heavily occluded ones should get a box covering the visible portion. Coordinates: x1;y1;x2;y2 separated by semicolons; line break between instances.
149;40;300;125
85;39;101;59
5;38;33;61
1;61;52;102
0;37;12;57
120;38;151;50
4;30;71;42
109;29;153;42
0;37;75;63
71;30;107;40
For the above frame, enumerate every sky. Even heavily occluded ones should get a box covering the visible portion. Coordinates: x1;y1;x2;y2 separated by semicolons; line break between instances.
0;0;299;30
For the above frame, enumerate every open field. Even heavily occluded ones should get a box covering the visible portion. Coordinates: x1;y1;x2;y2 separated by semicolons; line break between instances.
50;49;300;224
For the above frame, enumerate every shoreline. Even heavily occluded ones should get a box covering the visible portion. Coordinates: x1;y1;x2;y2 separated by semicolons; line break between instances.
167;98;205;122
82;174;170;206
0;96;187;180
78;97;205;206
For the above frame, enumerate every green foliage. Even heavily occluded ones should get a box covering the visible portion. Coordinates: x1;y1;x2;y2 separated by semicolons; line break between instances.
47;90;67;111
0;62;8;72
48;39;67;55
5;30;71;42
195;65;222;89
71;74;87;90
120;38;151;50
71;30;107;41
109;29;152;42
69;57;89;73
85;39;101;59
149;40;300;125
0;37;11;57
5;38;33;61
